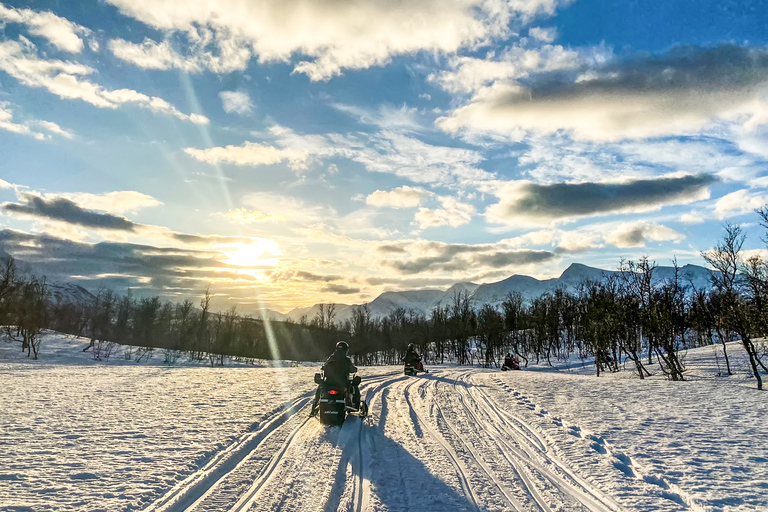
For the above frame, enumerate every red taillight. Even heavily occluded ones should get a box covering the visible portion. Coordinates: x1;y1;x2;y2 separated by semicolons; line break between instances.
328;389;339;395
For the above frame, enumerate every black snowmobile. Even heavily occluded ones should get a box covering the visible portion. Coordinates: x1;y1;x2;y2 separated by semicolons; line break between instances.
313;371;368;426
403;361;429;376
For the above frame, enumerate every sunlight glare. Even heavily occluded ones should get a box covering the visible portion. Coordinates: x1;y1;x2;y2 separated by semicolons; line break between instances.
222;239;282;267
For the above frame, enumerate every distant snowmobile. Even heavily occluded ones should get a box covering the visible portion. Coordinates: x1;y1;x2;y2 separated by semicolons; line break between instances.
501;353;521;371
313;371;368;426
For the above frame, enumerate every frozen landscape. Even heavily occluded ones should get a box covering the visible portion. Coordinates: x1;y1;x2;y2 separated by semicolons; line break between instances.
1;334;766;512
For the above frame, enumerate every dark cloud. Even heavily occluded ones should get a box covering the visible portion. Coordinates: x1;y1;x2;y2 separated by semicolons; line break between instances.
528;45;768;100
376;244;408;254
489;174;717;225
321;283;360;295
294;271;343;282
441;45;768;141
3;194;137;231
386;248;556;274
0;230;237;298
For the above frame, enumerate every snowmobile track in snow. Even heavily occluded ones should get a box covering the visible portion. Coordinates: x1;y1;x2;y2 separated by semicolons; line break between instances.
140;368;627;512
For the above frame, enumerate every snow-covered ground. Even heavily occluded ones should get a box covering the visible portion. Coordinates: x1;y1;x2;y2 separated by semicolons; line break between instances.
1;333;766;512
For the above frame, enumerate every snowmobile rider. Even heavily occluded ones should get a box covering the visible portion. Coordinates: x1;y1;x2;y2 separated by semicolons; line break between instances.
503;352;520;370
310;341;360;417
403;343;427;372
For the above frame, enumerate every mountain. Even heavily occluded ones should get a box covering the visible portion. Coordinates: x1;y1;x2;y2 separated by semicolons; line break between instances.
281;262;715;322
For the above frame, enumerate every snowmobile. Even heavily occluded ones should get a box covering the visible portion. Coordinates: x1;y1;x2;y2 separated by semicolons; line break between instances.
501;360;521;371
313;371;368;426
403;361;428;376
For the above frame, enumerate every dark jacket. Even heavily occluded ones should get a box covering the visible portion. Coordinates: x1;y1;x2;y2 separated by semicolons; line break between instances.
403;348;421;365
322;349;357;386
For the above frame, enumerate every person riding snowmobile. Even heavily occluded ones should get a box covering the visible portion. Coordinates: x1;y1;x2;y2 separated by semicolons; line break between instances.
403;343;427;373
310;341;360;417
502;352;520;370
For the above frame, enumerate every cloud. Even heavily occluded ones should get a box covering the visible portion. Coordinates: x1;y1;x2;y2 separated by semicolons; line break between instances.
0;4;89;53
366;186;426;208
415;196;476;229
0;103;73;140
219;91;254;115
377;238;556;275
431;43;583;94
55;191;162;215
603;222;684;248
221;208;283;224
485;174;717;226
102;0;565;79
189;126;493;186
333;103;423;131
714;189;768;219
184;142;309;170
2;194;137;231
321;283;360;295
0;39;208;124
438;45;768;141
680;212;706;225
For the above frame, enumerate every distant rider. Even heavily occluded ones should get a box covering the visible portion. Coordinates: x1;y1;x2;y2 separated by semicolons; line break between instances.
502;352;520;370
310;341;360;417
403;343;427;373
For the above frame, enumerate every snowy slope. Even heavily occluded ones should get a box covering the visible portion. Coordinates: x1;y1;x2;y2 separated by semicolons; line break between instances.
1;333;766;512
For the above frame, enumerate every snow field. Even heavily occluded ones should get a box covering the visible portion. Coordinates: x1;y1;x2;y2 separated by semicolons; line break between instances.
1;334;766;512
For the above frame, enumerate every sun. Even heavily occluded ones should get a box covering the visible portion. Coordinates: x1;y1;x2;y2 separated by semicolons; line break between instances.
221;239;282;267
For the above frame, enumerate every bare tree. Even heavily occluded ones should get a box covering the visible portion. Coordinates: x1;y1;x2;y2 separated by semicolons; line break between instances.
702;224;763;390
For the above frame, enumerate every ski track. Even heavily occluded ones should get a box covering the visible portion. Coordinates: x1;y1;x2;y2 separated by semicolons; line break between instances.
139;368;633;512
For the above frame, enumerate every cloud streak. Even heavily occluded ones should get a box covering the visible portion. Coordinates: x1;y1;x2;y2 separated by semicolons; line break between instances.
0;39;208;124
486;174;718;226
3;194;137;231
439;45;768;141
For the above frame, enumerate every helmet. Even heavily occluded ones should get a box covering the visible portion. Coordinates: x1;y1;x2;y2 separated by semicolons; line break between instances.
407;343;415;350
336;341;349;352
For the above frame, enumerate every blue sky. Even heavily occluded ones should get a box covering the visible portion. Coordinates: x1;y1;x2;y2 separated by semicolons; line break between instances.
1;0;768;312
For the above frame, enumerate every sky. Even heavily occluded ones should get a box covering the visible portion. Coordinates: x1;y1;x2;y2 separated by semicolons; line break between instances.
1;0;768;313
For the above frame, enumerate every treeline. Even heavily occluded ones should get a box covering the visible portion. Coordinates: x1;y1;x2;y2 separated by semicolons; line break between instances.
2;221;768;389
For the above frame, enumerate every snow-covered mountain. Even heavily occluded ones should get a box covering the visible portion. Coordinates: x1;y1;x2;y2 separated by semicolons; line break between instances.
280;263;715;322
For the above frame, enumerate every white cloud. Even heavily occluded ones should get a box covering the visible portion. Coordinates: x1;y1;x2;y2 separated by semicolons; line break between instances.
104;0;564;79
109;34;251;74
55;191;162;215
192;125;493;187
528;27;556;43
184;142;310;171
0;4;89;53
603;222;684;248
431;43;584;94
219;91;254;115
366;186;427;208
680;212;706;225
415;196;476;229
714;189;768;219
0;39;208;124
0;103;72;140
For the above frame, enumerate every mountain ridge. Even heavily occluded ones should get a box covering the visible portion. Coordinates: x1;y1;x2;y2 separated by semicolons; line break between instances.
277;262;714;324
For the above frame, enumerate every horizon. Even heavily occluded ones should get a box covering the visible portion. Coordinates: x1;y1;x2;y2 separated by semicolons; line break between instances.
2;1;768;312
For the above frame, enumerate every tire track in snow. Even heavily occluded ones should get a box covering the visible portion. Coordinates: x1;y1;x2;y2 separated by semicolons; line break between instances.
324;372;403;512
140;394;311;512
466;374;626;512
430;373;530;511
402;376;481;511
